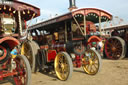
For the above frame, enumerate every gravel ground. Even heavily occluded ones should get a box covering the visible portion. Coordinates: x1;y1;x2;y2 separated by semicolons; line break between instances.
1;59;128;85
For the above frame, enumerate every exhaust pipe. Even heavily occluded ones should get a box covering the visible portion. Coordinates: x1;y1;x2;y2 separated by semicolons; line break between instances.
69;0;77;11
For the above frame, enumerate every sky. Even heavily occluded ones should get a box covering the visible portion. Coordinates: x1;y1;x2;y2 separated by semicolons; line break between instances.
20;0;128;24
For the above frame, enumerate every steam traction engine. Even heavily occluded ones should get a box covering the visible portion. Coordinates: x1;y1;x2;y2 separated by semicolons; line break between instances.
0;0;40;85
23;5;113;81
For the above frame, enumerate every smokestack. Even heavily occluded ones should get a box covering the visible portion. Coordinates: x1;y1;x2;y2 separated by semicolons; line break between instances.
69;0;77;11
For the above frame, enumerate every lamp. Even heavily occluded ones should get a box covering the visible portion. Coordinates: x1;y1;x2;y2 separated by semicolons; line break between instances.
13;10;16;14
4;5;6;10
23;11;25;15
27;10;30;14
9;7;11;11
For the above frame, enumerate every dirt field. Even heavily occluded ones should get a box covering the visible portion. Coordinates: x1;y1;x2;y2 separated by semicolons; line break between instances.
1;59;128;85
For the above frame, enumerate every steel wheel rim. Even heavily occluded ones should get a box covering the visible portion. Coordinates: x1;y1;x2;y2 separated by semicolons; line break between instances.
54;53;69;80
82;49;100;75
21;42;33;68
105;38;122;59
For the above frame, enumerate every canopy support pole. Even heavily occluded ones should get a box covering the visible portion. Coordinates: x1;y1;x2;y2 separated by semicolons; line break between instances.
18;11;22;36
84;15;86;36
99;16;102;35
73;16;84;36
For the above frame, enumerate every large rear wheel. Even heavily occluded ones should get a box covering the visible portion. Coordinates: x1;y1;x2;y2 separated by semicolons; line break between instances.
54;52;73;81
13;55;31;85
104;36;126;59
21;41;39;72
82;49;101;75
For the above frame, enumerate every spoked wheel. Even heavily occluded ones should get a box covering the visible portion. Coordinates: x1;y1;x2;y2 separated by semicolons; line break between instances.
54;52;73;81
82;49;101;75
13;55;31;85
104;36;126;59
21;41;39;72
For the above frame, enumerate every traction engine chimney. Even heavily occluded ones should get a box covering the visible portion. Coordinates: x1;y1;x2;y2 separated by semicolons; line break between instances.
69;0;77;11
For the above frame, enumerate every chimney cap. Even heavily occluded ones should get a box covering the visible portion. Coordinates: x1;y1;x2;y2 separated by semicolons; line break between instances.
69;0;77;11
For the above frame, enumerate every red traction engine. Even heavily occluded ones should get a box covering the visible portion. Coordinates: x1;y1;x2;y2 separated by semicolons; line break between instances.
0;0;40;85
104;25;128;60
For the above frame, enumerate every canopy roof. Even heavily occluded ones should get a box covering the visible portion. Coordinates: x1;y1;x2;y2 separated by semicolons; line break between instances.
29;8;112;30
104;24;128;31
0;0;40;21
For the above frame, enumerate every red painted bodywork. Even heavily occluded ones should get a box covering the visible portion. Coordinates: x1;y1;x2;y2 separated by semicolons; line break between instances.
47;50;57;62
0;37;20;50
86;21;96;34
88;36;102;44
45;43;66;62
73;55;82;67
0;70;18;80
80;21;97;35
0;46;7;61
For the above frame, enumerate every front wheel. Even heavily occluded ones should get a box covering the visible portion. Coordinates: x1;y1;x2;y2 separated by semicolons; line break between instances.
54;52;73;81
13;55;31;85
82;49;101;75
